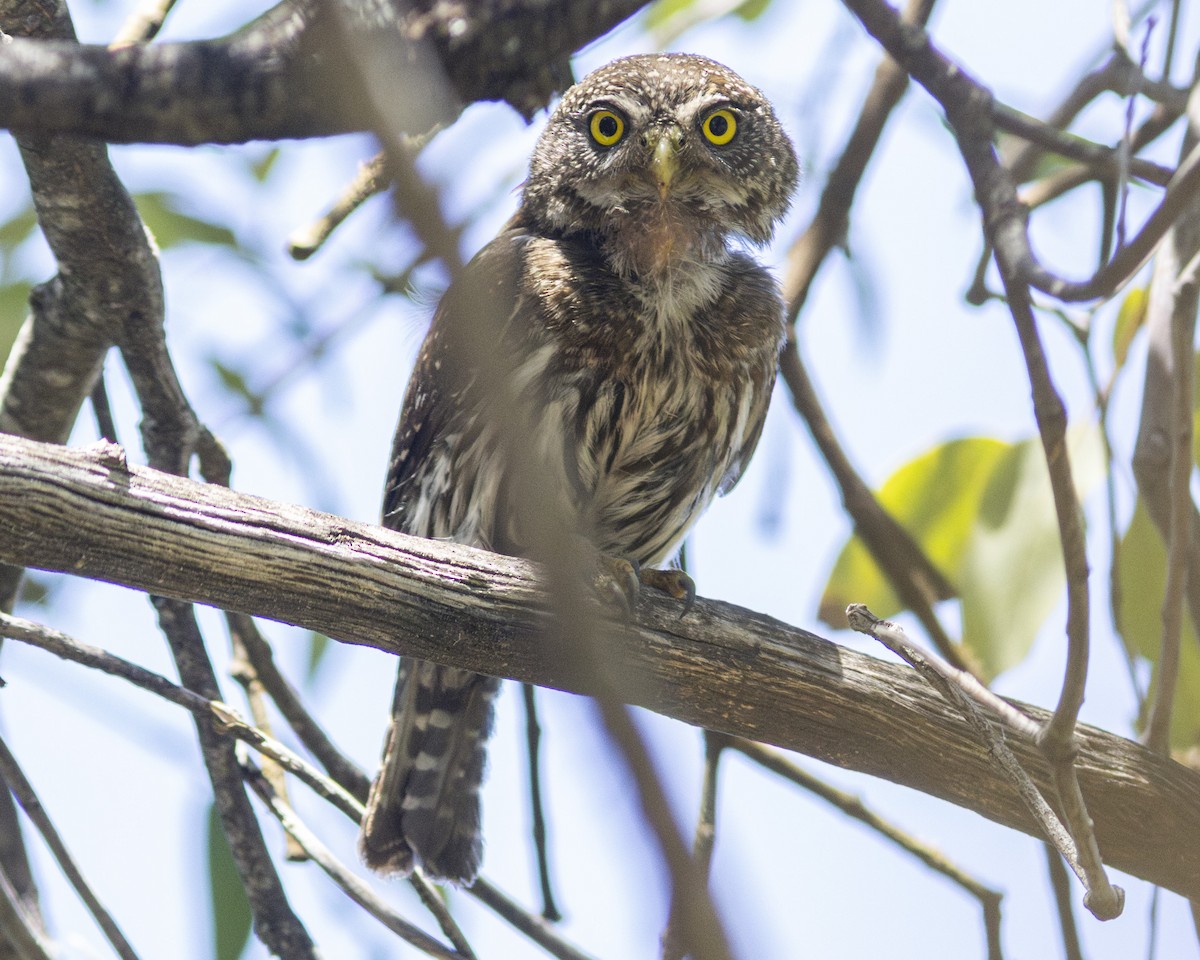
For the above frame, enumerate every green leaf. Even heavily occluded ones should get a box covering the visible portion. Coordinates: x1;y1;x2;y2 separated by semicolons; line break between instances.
207;803;252;960
643;0;699;30
134;192;238;250
0;282;30;366
957;426;1104;679
820;427;1105;681
1117;501;1200;748
819;437;1008;626
249;147;282;183
1193;352;1200;469
732;0;772;20
0;206;39;249
1112;286;1147;370
306;632;330;683
209;357;265;416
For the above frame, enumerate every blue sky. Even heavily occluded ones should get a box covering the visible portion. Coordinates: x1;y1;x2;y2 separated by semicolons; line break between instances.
2;0;1198;958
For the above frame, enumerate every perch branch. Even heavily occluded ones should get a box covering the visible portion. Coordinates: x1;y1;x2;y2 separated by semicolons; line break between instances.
0;434;1196;901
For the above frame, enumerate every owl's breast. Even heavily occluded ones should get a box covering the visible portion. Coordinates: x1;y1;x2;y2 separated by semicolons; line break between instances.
527;267;776;563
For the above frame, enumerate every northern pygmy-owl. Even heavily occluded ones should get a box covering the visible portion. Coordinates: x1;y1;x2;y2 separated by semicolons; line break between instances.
361;53;798;884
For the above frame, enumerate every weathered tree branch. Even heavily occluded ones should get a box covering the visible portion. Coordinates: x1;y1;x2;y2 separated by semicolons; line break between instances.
0;0;648;145
0;433;1198;901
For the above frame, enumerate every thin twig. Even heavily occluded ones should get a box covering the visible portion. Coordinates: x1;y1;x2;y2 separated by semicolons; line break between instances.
839;606;1039;739
288;152;388;260
662;731;727;960
89;372;118;444
226;613;306;860
990;203;1123;924
847;605;1124;920
109;0;180;46
469;879;599;960
0;734;141;960
727;738;1004;960
778;344;970;672
836;0;1124;920
0;610;366;821
226;612;371;802
521;683;561;921
1162;0;1183;80
406;872;480;960
241;761;471;960
991;102;1172;187
779;0;970;675
1;610;493;957
1045;843;1085;960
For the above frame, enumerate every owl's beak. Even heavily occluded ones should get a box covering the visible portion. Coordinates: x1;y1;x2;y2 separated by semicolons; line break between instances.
647;125;683;200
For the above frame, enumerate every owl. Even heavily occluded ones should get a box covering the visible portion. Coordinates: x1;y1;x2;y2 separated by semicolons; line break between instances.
360;53;798;884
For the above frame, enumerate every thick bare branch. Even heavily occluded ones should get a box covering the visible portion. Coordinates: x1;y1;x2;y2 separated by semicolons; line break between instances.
0;434;1197;901
0;0;650;145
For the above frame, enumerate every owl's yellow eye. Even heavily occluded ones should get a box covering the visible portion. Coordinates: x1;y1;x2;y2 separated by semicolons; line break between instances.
589;110;625;147
701;108;737;146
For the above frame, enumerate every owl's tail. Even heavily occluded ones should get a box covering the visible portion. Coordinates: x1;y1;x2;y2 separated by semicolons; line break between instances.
360;659;500;884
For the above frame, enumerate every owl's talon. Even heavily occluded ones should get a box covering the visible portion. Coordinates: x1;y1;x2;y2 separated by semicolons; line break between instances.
593;554;641;613
638;567;697;617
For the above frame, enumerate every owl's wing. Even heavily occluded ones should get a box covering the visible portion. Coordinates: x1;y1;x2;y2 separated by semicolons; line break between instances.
716;266;784;498
382;225;531;531
717;394;772;498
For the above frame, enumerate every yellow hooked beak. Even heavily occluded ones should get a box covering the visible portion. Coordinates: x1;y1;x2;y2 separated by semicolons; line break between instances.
648;125;684;200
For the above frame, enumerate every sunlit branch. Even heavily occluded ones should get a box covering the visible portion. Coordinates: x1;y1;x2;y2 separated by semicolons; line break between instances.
847;605;1123;921
288;152;388;261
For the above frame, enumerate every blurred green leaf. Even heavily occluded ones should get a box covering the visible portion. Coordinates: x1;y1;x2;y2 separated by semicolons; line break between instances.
1117;501;1200;749
821;427;1104;680
207;803;252;960
0;281;30;368
210;358;265;416
0;206;38;249
957;426;1104;678
644;0;771;43
644;0;698;30
733;0;771;19
134;191;238;250
307;632;330;682
1112;286;1147;370
820;437;1007;626
249;147;282;183
1193;352;1200;469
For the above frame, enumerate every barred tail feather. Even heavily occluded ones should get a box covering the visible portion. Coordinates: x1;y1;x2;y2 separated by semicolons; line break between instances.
360;659;500;884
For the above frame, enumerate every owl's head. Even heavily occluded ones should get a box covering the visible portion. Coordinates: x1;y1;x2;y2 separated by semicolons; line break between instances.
521;54;798;256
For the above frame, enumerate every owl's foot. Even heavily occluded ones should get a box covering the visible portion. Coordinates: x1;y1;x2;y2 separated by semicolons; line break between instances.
591;557;697;617
639;567;696;616
592;554;642;613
